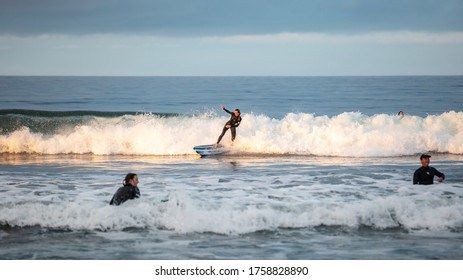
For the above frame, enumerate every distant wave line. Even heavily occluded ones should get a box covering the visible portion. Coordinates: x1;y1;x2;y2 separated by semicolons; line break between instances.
0;109;180;118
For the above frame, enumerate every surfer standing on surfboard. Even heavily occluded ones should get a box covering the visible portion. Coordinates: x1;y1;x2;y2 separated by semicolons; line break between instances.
216;105;241;145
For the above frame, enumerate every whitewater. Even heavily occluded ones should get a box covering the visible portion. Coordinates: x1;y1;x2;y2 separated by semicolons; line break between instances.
1;76;463;259
1;110;463;156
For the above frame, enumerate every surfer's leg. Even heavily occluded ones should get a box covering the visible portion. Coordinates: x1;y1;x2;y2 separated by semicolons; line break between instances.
217;126;229;144
231;127;236;141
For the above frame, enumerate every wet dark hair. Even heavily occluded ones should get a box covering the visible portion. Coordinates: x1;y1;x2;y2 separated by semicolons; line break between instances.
123;173;137;185
234;109;241;115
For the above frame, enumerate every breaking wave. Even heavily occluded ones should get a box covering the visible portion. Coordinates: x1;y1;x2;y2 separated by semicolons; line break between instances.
1;110;463;157
1;189;462;234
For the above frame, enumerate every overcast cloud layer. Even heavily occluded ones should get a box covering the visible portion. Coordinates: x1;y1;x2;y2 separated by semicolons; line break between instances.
1;0;463;36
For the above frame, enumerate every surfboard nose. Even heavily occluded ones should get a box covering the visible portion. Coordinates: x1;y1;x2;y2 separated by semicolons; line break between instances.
193;144;226;157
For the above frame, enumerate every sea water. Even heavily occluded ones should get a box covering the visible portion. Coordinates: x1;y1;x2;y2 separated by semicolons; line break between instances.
0;76;462;259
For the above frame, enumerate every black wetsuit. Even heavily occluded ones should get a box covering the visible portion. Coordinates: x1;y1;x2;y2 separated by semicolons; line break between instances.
413;166;445;185
217;108;241;144
109;184;140;205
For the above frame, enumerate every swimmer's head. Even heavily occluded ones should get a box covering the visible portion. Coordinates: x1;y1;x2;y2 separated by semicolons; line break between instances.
123;173;139;186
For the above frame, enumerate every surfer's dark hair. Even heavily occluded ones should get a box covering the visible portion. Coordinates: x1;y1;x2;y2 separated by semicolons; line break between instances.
123;173;137;185
234;109;240;114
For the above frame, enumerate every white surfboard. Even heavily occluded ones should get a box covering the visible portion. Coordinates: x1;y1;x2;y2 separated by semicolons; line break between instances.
193;144;227;157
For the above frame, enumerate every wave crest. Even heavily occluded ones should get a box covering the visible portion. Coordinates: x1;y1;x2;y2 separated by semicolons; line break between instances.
1;192;462;234
1;111;463;156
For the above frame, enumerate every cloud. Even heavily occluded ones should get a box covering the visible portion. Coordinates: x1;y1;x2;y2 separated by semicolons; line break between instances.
0;0;462;36
1;31;463;76
204;31;463;44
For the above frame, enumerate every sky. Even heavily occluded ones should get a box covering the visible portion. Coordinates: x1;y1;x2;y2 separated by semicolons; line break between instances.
0;0;463;76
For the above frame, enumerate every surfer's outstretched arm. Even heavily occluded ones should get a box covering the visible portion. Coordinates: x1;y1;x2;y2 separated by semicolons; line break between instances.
221;105;233;115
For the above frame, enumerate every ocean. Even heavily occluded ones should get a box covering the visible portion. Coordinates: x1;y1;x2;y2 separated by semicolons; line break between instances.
0;76;462;259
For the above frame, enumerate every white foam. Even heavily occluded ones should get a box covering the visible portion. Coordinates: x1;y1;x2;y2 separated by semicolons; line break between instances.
1;111;463;156
1;187;462;234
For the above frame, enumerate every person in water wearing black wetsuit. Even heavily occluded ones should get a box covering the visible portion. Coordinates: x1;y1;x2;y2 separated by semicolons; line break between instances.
413;154;445;185
216;105;242;145
109;173;140;205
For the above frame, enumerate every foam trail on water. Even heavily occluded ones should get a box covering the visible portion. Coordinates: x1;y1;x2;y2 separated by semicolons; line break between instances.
1;111;463;156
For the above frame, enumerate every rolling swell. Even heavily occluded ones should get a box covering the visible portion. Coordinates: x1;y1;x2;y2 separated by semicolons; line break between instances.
0;109;143;118
0;109;179;134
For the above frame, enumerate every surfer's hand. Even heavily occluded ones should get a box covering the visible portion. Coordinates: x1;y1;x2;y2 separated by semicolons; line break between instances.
438;177;444;183
225;125;231;128
221;105;225;110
